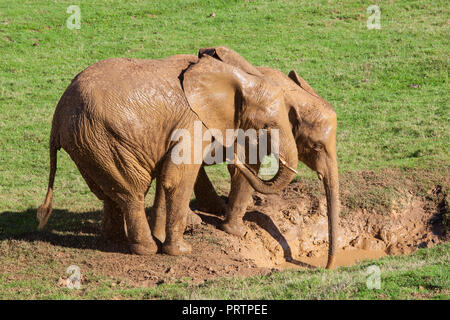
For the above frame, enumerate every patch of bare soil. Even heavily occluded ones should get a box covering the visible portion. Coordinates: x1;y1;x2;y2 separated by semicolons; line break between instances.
229;182;447;269
1;169;448;288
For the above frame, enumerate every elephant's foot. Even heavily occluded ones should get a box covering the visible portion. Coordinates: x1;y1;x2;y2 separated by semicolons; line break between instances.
129;240;158;256
220;220;246;237
162;239;192;256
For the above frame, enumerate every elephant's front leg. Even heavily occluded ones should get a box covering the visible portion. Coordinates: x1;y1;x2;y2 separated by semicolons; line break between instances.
161;162;201;256
219;164;254;237
120;196;158;255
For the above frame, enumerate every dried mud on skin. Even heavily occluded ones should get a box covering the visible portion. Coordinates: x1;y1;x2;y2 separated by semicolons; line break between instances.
0;170;448;288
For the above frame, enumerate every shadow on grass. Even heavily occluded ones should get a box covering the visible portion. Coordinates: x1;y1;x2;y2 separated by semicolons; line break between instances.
1;205;316;269
0;208;129;254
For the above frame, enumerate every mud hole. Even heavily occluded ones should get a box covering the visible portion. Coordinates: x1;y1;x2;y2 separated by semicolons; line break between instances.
222;182;448;270
1;171;448;288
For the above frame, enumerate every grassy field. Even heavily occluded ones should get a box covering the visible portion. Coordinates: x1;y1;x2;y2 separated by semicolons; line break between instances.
0;0;449;299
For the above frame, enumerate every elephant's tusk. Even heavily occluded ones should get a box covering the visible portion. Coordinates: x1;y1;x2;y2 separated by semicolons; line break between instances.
233;153;298;175
279;156;298;174
233;152;245;165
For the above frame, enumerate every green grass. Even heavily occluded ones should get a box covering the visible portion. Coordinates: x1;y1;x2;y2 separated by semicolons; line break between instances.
0;242;448;300
139;243;450;300
0;0;449;300
0;0;448;212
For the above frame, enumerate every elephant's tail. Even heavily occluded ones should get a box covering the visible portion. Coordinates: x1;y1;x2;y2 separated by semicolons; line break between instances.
37;135;59;230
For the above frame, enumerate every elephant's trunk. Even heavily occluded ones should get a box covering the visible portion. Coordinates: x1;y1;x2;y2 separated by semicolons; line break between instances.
234;130;298;194
323;158;340;269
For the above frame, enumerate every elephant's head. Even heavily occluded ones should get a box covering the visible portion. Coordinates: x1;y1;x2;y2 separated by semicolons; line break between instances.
182;53;299;195
258;67;340;269
196;47;340;269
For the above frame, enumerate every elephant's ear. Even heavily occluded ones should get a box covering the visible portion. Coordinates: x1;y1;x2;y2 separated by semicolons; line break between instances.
198;46;264;77
182;55;278;147
288;70;319;98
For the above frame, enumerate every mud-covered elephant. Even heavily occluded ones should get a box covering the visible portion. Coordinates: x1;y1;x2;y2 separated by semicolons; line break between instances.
37;52;299;257
187;47;340;269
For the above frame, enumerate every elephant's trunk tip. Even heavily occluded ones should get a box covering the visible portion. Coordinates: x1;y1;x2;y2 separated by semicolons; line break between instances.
325;255;336;270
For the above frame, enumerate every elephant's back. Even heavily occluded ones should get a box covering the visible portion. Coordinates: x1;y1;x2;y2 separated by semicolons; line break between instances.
55;55;196;132
75;55;197;87
73;55;197;113
51;55;197;171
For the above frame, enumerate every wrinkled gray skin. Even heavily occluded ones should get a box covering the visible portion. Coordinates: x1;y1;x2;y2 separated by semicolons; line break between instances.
37;52;299;257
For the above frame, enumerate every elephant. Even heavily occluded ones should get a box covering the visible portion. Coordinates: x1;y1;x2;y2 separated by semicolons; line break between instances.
173;47;340;269
37;51;299;257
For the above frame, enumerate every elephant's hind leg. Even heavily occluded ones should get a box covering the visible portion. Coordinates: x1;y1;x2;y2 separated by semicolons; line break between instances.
102;198;127;242
81;170;155;253
118;195;158;255
68;140;156;255
75;169;126;241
